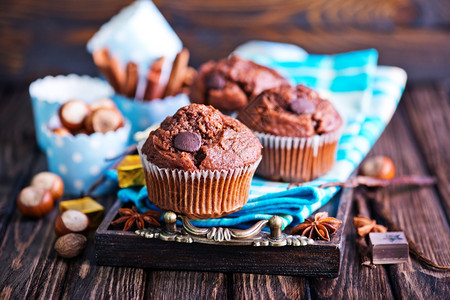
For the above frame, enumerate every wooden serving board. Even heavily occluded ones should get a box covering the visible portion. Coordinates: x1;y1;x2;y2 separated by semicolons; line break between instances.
95;187;353;277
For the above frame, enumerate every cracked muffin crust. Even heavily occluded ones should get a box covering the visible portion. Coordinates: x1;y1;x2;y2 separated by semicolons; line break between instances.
237;84;343;137
189;55;288;112
141;103;262;171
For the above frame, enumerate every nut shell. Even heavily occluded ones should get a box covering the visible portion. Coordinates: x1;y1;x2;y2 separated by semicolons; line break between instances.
88;108;124;134
58;100;91;130
54;210;89;237
17;186;54;218
360;155;395;180
54;233;87;258
89;98;117;111
31;171;64;201
52;127;71;137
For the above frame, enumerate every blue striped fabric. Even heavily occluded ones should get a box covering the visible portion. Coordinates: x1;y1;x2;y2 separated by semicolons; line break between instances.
116;41;407;229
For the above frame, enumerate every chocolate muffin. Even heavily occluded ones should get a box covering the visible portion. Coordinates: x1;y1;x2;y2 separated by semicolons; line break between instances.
189;55;288;112
238;84;343;182
138;103;262;219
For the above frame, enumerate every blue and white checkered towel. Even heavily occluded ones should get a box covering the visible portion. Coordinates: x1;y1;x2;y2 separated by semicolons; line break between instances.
116;41;407;229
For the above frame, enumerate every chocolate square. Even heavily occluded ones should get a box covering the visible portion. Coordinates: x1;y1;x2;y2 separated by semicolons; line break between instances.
369;232;409;264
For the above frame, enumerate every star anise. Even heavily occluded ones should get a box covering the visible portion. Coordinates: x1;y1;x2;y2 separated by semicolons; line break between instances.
290;212;342;241
111;206;162;231
353;215;387;237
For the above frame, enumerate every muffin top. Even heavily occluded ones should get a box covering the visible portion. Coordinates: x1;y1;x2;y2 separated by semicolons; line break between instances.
237;84;343;137
141;104;262;171
189;55;288;112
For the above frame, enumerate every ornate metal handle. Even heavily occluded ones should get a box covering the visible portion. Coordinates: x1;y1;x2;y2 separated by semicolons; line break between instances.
135;211;314;247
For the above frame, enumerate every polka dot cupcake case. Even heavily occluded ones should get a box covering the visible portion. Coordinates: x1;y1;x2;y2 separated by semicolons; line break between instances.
29;74;114;150
43;120;131;196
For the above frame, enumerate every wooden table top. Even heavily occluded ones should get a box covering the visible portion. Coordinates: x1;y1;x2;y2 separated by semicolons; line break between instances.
0;81;449;299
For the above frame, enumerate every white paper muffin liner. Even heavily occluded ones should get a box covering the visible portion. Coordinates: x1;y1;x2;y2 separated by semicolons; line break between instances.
43;118;131;196
137;142;261;219
29;74;114;150
113;93;190;143
255;127;342;182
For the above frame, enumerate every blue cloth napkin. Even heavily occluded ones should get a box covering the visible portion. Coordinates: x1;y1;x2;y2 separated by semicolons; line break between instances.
115;41;407;229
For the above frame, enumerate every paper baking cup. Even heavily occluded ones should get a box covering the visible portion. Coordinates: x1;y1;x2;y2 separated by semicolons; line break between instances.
138;143;261;219
255;128;342;182
112;93;190;142
43;119;131;196
29;74;114;150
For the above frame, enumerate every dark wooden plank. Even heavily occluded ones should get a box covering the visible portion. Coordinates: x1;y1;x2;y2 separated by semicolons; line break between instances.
231;274;309;299
0;89;146;299
402;83;450;220
173;28;450;82
0;155;70;300
0;90;38;179
229;188;353;298
155;0;450;28
309;194;393;299
62;264;146;299
147;271;227;299
0;90;39;241
1;0;449;83
60;196;148;300
371;99;450;298
309;84;450;298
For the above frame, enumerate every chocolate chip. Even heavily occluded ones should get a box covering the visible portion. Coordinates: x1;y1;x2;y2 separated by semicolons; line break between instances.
289;97;316;115
174;132;202;152
206;71;226;90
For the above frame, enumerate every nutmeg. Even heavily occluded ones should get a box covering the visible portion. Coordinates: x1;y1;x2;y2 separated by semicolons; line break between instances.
31;171;64;201
54;210;89;237
54;233;87;258
17;186;54;218
360;155;395;180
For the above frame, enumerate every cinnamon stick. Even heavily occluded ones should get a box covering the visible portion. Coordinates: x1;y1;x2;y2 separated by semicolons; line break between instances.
163;48;190;97
143;57;165;101
319;175;436;189
181;67;197;94
123;62;138;98
93;48;118;92
109;56;126;94
92;48;125;93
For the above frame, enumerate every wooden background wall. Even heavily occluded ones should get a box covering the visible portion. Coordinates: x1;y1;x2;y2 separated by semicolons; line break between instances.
0;0;449;85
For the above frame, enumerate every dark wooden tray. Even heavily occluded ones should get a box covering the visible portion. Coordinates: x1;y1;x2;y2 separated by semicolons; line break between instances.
95;187;353;277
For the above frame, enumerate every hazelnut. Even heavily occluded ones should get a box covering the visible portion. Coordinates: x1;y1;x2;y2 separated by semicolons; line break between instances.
58;100;91;130
54;210;89;237
31;171;64;201
52;127;71;137
54;233;87;258
88;107;124;134
17;186;54;218
360;155;395;180
89;98;117;111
